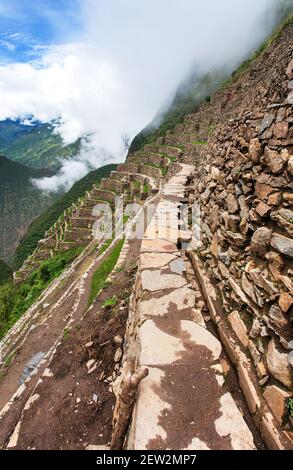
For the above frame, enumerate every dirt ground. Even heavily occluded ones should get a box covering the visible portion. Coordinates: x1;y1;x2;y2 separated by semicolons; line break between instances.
12;240;141;450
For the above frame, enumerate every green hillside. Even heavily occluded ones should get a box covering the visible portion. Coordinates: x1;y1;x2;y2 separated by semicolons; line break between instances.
13;164;117;269
0;120;81;171
0;155;59;263
0;259;12;285
129;69;227;153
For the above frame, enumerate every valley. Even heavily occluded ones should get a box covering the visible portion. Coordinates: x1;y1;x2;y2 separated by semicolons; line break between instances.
0;9;292;453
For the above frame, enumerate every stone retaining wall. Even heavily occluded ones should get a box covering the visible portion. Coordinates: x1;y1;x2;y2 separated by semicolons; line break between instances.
185;57;293;437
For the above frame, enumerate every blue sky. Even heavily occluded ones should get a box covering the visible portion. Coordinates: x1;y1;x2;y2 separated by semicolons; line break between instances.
0;0;84;63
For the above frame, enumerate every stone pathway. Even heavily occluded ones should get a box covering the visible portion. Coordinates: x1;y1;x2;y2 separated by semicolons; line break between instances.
127;165;257;450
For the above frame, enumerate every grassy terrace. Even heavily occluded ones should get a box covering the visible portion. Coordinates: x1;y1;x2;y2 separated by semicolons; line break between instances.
88;238;124;306
0;247;83;339
192;140;207;145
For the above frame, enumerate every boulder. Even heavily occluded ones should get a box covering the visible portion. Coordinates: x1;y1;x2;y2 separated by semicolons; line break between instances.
267;192;282;206
259;114;274;135
279;293;293;314
255;182;274;200
266;339;292;388
271;209;293;237
249;138;262;163
250;227;272;257
255;202;271;218
271;233;293;259
263;385;291;424
268;305;288;328
227;193;239;214
264;148;287;174
273;122;289;139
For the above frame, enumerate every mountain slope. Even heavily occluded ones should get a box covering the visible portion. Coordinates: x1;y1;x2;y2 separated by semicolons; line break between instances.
13;164;117;269
129;4;293;155
0;155;59;263
0;120;81;171
0;259;12;285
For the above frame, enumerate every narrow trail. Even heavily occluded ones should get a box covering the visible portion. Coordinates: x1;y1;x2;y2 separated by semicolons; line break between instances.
127;165;264;450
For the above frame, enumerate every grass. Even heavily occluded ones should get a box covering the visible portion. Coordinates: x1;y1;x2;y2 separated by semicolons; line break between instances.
13;164;117;269
102;295;118;309
193;140;207;145
123;214;130;224
132;181;141;190
0;247;83;339
88;239;124;306
143;184;149;194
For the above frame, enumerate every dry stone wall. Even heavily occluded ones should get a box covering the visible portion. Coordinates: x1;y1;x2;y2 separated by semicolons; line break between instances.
183;56;293;436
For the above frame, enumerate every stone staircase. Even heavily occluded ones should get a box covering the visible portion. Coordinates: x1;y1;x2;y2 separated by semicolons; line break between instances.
13;142;179;284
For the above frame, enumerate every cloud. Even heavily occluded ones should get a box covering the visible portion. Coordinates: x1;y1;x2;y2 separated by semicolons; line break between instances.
0;0;287;191
0;40;16;51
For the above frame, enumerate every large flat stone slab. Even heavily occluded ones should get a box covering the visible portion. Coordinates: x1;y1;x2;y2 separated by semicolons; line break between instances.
140;253;178;270
129;366;256;450
140;239;179;254
139;287;196;318
139;320;222;365
141;270;187;292
215;393;255;450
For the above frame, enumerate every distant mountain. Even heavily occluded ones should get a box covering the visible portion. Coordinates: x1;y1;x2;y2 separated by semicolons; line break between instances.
0;119;81;171
0;259;12;285
0;155;59;263
13;164;117;269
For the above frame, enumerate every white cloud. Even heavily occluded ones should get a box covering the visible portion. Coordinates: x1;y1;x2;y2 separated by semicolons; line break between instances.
0;0;286;191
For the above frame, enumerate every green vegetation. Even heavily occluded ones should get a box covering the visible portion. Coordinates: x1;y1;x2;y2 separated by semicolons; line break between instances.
13;164;117;270
88;239;124;306
222;12;293;89
129;69;228;153
132;181;141;189
129;10;293;155
98;238;113;257
102;295;118;309
123;214;130;224
143;184;149;194
0;259;12;285
0;120;81;171
0;247;83;339
0;155;58;263
193;140;207;145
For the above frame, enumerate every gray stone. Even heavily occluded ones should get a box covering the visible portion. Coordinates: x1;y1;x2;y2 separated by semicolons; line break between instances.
141;270;187;292
271;233;293;259
268;305;288;328
259;114;274;135
19;352;46;385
